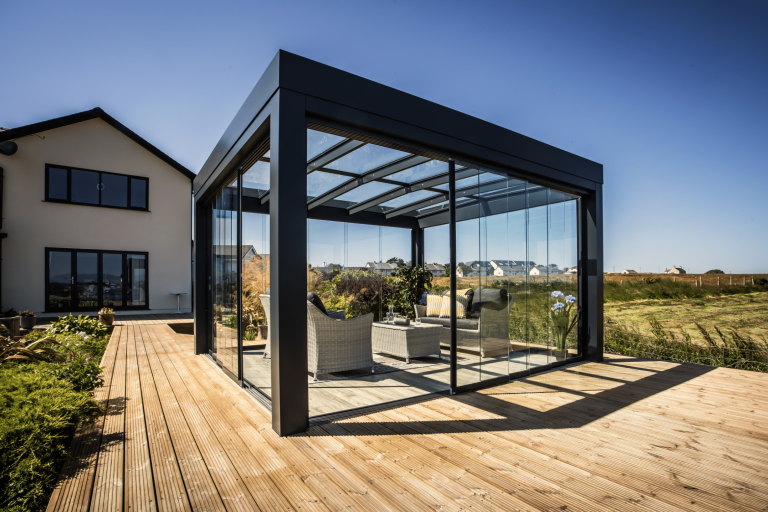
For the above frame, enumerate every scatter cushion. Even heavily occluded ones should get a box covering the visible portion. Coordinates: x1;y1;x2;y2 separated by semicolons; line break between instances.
439;294;469;319
470;287;508;318
426;294;443;317
306;292;328;315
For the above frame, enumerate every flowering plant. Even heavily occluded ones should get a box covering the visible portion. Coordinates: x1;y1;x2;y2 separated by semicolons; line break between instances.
98;308;114;315
549;291;578;352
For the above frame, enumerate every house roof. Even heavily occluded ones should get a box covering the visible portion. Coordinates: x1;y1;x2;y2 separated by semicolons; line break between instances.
0;108;196;181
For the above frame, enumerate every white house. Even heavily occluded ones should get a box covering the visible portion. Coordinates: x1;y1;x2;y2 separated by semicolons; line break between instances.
424;263;445;274
0;108;194;315
366;261;397;276
622;269;638;274
664;266;686;274
529;265;549;276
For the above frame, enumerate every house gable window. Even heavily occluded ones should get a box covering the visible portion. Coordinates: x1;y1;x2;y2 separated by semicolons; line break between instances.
45;164;148;211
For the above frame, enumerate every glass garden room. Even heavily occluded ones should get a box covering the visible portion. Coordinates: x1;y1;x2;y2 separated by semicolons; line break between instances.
193;51;604;436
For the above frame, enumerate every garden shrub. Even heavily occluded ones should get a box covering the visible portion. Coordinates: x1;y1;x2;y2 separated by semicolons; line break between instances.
0;365;102;511
48;314;107;338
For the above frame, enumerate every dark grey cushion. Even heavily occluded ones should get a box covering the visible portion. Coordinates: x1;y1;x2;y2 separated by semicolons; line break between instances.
418;317;479;330
470;287;508;318
307;292;328;315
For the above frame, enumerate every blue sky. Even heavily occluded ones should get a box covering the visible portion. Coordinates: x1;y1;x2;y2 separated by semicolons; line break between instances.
2;0;766;273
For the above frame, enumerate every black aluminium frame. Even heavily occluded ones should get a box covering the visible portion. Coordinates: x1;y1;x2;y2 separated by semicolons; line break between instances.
193;51;604;436
44;247;150;313
44;163;150;212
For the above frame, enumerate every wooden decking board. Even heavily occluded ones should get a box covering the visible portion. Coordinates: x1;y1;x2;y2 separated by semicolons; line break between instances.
47;324;768;512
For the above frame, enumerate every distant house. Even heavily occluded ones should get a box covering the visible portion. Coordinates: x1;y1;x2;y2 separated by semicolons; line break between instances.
456;266;478;278
664;266;686;274
493;264;526;276
622;269;637;274
565;266;578;274
424;263;445;274
313;263;342;274
366;261;397;276
529;265;549;276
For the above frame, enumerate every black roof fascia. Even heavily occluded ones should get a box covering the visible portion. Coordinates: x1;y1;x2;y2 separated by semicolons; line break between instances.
194;50;602;201
0;108;196;181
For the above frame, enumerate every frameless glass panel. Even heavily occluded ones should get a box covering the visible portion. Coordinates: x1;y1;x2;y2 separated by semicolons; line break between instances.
307;129;345;161
48;167;68;200
508;206;529;374
380;190;442;210
76;252;99;309
527;198;550;368
548;197;579;361
130;179;147;208
102;253;123;308
242;211;271;397
335;181;398;204
307;171;349;198
48;251;71;310
325;144;409;175
126;254;147;307
71;169;100;204
435;172;499;191
101;173;128;207
387;160;449;183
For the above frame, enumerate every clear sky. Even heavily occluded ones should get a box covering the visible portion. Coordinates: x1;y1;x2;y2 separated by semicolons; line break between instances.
2;0;766;273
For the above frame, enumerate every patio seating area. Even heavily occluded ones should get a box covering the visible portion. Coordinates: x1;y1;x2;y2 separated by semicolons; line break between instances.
47;319;768;511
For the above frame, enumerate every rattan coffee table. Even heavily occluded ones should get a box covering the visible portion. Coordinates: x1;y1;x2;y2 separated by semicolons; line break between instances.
372;321;442;363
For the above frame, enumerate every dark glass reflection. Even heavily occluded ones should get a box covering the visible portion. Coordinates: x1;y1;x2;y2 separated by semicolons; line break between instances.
71;169;100;204
103;253;123;308
76;252;99;308
130;178;147;208
48;251;71;309
101;173;128;207
48;167;68;200
126;254;147;306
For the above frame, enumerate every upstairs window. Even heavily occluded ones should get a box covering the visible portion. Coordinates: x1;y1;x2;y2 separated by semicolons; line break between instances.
45;164;149;211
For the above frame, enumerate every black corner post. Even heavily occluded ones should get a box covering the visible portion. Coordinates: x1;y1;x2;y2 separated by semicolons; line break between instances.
193;200;209;355
270;89;309;436
410;227;424;268
448;159;457;393
237;168;244;380
579;185;603;361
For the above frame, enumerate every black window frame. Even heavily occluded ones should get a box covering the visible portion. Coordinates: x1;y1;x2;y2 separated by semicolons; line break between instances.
44;247;150;313
44;164;149;211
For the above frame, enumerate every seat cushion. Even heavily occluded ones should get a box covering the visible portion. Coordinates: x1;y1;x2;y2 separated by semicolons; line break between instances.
470;287;508;317
306;292;328;315
418;317;479;330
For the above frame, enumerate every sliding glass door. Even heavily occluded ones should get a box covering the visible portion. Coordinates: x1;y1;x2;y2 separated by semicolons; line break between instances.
45;249;148;312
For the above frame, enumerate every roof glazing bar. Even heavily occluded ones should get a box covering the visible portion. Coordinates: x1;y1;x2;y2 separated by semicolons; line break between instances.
306;139;366;173
384;193;448;218
385;176;509;219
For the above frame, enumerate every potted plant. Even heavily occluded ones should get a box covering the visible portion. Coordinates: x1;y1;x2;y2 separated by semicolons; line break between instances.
98;307;115;326
549;291;578;357
19;310;35;329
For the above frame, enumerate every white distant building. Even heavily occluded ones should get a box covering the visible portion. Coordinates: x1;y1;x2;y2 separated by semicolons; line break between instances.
424;263;445;274
565;266;578;274
366;261;397;276
664;266;686;274
622;269;637;274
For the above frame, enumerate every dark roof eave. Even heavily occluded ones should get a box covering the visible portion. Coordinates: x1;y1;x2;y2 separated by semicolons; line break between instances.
0;108;196;181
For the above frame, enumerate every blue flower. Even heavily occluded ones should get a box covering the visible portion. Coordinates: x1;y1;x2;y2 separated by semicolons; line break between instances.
565;295;576;305
419;291;428;305
551;291;564;299
551;302;565;312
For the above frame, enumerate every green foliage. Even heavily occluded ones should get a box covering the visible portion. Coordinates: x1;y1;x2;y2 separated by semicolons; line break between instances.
45;357;104;394
243;326;258;341
705;269;725;274
605;318;768;372
756;277;768;286
0;365;103;511
19;311;34;318
49;315;107;338
603;278;766;303
390;262;434;319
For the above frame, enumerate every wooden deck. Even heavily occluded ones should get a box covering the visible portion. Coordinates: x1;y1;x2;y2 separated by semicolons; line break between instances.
47;322;768;512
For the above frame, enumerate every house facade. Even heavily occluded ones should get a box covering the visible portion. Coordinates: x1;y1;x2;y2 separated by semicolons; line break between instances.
0;109;194;315
665;266;686;274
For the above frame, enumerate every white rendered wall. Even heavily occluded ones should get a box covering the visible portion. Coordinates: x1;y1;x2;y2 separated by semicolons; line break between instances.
1;118;192;315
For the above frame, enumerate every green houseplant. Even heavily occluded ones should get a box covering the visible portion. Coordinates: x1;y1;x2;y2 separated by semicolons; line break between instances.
98;307;115;326
390;261;434;319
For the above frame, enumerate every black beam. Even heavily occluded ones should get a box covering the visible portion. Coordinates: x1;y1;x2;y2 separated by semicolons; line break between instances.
193;200;209;354
580;186;603;361
270;89;309;436
308;154;430;210
306;138;365;173
448;160;457;393
237;168;244;381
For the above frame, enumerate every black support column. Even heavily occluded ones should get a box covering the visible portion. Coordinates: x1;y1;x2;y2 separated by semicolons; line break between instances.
448;159;457;393
193;200;209;355
269;89;309;436
579;185;603;361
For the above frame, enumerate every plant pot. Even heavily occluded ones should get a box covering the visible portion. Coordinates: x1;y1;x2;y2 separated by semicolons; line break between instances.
20;316;36;329
99;314;115;326
258;325;268;340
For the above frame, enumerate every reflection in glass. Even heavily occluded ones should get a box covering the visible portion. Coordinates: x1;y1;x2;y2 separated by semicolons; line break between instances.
126;254;147;307
48;167;68;200
102;253;123;308
307;171;349;198
71;169;100;204
307;130;345;161
336;181;398;204
76;252;99;308
242;211;270;396
388;160;448;183
325;144;408;175
380;190;441;210
48;251;71;309
130;179;147;208
101;173;128;207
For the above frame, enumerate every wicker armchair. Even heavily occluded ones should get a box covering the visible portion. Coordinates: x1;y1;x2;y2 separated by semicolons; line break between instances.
414;303;510;357
259;295;373;380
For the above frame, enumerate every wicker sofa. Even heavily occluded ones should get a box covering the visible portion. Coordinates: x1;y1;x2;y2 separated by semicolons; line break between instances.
259;295;374;380
414;289;511;357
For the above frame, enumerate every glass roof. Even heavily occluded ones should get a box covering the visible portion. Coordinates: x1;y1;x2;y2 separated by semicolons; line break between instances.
242;160;269;191
388;160;448;183
307;130;345;161
380;190;442;210
434;171;500;191
324;144;409;175
307;171;349;198
336;181;399;203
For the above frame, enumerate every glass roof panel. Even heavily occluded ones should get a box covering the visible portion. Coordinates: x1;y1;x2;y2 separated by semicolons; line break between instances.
387;160;448;183
307;171;349;198
433;171;499;191
336;181;399;203
325;144;409;175
242;160;269;192
307;130;345;162
415;199;447;215
380;190;442;210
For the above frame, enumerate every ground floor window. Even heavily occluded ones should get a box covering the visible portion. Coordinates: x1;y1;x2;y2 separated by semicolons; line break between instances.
46;248;148;312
